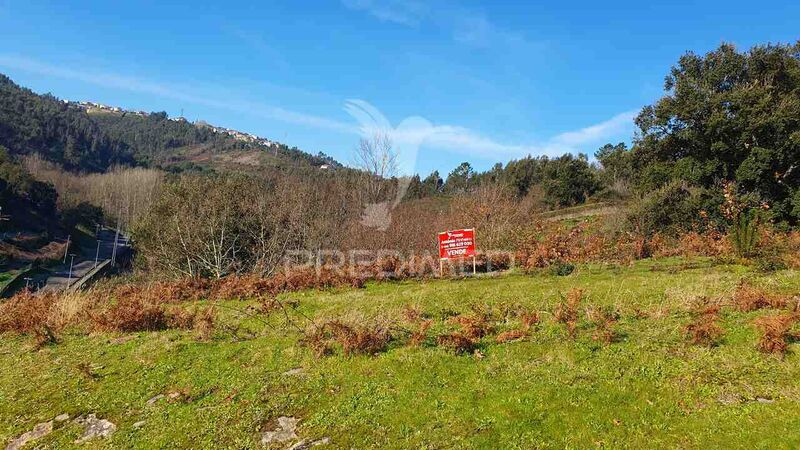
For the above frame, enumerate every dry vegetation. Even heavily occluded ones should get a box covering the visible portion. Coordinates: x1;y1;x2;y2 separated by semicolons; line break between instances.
495;329;527;344
23;154;163;228
302;320;393;357
754;313;799;356
588;305;619;345
684;300;725;347
554;288;583;338
733;281;788;311
435;333;477;354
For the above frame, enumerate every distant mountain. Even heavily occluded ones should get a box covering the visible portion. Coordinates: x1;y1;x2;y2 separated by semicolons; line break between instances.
0;74;340;173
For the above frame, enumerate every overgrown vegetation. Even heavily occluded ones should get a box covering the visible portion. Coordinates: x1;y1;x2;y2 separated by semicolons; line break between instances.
2;39;800;449
1;261;799;447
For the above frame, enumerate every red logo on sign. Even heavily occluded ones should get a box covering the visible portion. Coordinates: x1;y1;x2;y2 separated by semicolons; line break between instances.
438;228;476;259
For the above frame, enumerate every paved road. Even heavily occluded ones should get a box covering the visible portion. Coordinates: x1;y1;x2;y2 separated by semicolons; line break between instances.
35;228;130;293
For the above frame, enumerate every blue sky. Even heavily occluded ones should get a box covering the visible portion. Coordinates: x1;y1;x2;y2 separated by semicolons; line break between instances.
1;0;798;176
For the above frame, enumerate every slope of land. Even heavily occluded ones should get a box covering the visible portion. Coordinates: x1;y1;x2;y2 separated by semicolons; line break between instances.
2;258;799;448
0;74;339;175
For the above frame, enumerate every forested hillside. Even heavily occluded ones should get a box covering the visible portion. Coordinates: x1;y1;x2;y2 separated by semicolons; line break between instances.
0;75;132;171
0;74;338;173
0;146;58;231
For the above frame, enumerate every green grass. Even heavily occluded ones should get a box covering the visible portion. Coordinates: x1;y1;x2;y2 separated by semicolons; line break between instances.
0;266;30;295
0;269;20;288
2;257;800;448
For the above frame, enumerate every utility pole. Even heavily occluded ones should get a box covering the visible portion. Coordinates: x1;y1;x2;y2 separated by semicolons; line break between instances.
111;225;120;266
63;235;71;263
67;253;76;289
94;239;101;268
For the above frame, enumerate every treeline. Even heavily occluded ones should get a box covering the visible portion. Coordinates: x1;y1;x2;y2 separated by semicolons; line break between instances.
406;42;800;226
405;153;601;208
22;154;162;231
91;112;338;169
125;41;800;278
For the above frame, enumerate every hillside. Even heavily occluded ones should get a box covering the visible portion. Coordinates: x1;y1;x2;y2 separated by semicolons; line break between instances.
2;258;800;448
0;74;340;174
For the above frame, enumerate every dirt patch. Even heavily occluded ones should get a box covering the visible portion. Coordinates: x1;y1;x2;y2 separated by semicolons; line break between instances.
261;416;299;445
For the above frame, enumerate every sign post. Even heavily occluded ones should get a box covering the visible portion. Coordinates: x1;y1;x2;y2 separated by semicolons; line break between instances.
438;228;477;276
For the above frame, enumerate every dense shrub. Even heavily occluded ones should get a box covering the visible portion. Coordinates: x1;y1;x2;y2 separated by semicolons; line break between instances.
0;290;57;335
449;312;493;341
91;296;168;332
625;182;703;237
549;260;575;276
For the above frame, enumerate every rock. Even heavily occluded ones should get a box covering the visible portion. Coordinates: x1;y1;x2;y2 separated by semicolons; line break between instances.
283;368;304;376
146;394;165;406
133;421;146;429
716;392;741;405
756;397;775;404
260;416;299;446
288;437;331;449
54;413;70;422
288;439;309;450
73;414;116;444
6;421;53;450
167;392;181;399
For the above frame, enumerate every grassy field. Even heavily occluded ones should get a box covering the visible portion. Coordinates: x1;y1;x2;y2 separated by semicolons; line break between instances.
2;257;800;448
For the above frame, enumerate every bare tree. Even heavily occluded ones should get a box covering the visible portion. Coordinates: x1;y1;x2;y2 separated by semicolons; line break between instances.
23;154;162;230
353;131;397;203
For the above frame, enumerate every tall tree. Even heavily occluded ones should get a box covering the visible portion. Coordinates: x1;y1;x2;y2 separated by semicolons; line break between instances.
633;42;800;221
421;171;443;196
444;162;475;194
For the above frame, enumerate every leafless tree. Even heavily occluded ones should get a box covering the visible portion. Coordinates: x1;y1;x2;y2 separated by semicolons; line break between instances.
23;154;162;230
353;131;398;203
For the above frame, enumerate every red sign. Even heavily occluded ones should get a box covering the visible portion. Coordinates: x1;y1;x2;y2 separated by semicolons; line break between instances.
438;228;476;260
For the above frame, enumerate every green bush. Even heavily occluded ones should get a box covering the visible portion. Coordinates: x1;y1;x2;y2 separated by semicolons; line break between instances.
625;181;703;236
755;256;787;273
549;260;575;276
730;209;759;258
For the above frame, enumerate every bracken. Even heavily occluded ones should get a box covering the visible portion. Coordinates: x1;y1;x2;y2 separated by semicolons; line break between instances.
754;313;798;355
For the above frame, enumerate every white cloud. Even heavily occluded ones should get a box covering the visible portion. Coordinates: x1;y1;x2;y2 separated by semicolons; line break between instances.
0;55;636;165
342;0;543;51
394;111;637;161
0;55;355;134
551;111;638;148
341;0;429;26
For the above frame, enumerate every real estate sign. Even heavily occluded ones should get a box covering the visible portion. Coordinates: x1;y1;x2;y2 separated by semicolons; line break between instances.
438;228;476;260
